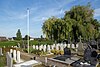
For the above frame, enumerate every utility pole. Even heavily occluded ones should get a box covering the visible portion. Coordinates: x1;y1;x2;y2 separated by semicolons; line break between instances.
27;8;29;53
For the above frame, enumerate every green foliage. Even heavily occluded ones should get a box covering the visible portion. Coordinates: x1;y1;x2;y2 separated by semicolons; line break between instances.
30;40;54;45
0;41;17;47
0;56;6;66
42;4;100;42
51;49;64;55
31;49;47;55
23;35;30;40
16;29;22;40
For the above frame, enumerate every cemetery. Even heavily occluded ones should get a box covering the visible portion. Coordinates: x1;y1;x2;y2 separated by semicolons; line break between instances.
0;0;100;67
0;39;100;67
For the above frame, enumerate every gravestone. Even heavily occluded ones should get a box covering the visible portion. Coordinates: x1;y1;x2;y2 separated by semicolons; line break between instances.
13;50;16;61
39;45;43;50
84;45;92;62
60;45;63;51
36;45;38;50
64;47;71;55
68;44;70;48
6;52;13;67
41;45;43;50
10;49;13;57
97;39;100;50
90;40;97;49
43;45;46;52
77;42;84;55
0;48;3;56
32;45;35;49
72;44;75;49
53;44;56;47
64;43;67;48
17;51;20;63
56;44;59;50
77;36;84;55
47;45;51;53
51;45;54;50
90;51;98;66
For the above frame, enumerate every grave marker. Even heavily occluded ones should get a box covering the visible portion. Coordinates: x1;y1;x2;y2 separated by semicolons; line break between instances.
0;48;3;56
6;52;13;67
17;51;20;63
13;50;16;61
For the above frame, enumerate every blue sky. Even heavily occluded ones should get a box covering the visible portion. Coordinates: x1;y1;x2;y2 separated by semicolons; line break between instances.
0;0;100;38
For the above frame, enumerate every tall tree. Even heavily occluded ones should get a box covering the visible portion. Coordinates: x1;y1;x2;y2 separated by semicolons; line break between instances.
42;3;100;42
24;35;30;40
16;29;22;40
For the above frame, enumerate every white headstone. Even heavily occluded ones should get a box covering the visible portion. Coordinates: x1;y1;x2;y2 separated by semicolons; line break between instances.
68;44;70;48
10;49;13;57
32;45;35;49
47;45;51;53
41;45;43;50
0;48;3;56
56;44;59;50
76;44;78;48
51;45;54;50
36;45;38;50
13;50;16;61
72;44;75;49
10;49;12;53
6;52;13;67
60;45;63;51
17;51;20;63
39;45;42;50
64;43;67;48
43;45;46;52
53;44;56;47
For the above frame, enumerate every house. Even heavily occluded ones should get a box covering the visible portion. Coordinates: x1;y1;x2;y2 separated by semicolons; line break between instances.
0;36;7;41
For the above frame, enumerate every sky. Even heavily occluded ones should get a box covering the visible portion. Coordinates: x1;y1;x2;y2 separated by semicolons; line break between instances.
0;0;100;38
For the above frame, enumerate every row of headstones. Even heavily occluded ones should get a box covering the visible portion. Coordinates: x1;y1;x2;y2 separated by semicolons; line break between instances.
6;49;20;67
32;43;79;52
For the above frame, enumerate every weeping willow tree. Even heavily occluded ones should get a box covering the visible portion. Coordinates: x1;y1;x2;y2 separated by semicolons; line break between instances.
42;3;100;42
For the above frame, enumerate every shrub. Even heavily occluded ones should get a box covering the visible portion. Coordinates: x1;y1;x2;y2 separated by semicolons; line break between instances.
51;49;64;55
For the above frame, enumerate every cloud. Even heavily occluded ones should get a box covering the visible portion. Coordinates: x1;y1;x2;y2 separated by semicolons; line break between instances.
94;8;100;17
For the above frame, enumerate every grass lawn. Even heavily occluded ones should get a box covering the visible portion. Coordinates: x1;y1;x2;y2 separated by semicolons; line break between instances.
0;41;17;47
0;40;54;47
0;56;6;67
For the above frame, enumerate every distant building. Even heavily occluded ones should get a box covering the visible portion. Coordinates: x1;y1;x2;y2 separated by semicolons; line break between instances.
0;36;7;41
12;37;17;40
8;38;14;41
30;37;34;41
34;38;46;40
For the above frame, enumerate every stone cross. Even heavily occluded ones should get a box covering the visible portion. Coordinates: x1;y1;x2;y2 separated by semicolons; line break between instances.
79;36;82;42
